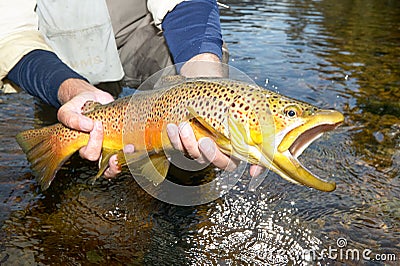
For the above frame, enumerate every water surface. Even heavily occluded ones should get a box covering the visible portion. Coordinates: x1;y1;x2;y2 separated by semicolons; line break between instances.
1;0;399;264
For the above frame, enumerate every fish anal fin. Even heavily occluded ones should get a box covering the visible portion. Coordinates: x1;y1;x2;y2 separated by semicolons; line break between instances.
122;150;169;186
141;154;170;185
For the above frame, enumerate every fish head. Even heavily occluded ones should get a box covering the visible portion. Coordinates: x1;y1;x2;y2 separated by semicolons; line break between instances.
262;94;344;191
227;89;344;192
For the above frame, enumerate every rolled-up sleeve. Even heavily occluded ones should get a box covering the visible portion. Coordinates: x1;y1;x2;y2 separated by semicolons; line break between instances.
160;0;223;66
147;0;187;28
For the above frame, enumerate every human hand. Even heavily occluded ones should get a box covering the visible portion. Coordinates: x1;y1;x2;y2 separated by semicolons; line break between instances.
177;54;264;176
166;123;264;177
57;78;120;178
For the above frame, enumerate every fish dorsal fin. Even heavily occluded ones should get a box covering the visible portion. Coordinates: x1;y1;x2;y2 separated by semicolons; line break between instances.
81;100;102;114
160;75;186;85
186;107;231;147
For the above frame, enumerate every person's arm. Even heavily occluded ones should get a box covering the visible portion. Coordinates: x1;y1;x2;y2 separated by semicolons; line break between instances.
7;49;87;108
6;49;121;177
161;0;223;76
1;3;121;177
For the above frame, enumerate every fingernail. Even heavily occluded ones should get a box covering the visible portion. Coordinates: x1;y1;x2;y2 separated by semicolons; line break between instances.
199;138;214;154
123;144;135;154
166;124;177;138
251;165;263;177
178;122;190;137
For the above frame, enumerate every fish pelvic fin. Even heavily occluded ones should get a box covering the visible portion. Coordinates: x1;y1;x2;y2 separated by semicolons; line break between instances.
90;148;124;185
16;124;83;190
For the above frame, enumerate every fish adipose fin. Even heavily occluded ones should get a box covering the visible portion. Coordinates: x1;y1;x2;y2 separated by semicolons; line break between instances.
81;101;102;114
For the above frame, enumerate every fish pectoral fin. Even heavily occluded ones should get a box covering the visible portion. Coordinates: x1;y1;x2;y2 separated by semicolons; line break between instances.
228;109;263;146
227;114;254;154
186;106;231;146
90;148;122;185
81;100;102;114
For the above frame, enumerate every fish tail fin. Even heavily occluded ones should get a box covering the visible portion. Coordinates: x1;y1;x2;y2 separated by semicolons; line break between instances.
16;124;81;190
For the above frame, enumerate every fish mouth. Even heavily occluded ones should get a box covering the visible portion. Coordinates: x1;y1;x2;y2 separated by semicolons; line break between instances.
273;110;344;192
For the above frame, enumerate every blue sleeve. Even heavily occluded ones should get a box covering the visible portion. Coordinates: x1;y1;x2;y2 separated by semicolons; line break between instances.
7;49;88;108
161;0;223;70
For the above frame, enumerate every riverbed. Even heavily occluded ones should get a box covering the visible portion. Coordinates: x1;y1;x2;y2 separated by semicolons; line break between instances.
1;0;399;265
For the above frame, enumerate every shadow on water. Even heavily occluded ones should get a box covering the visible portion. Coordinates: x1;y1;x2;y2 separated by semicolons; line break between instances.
1;0;399;265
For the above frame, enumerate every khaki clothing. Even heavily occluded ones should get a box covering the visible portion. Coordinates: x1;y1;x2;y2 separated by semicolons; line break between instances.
1;0;227;96
0;0;185;94
106;0;175;88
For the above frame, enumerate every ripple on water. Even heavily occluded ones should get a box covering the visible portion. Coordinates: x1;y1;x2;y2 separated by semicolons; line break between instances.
180;176;325;265
1;0;400;264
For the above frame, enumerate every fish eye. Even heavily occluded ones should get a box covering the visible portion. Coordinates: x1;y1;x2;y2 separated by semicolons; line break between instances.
288;110;296;117
284;105;301;118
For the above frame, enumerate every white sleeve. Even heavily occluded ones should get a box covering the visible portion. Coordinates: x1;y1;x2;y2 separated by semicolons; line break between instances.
0;0;38;39
0;0;52;91
147;0;187;28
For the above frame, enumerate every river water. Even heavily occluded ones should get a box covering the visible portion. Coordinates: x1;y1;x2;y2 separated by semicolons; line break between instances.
1;0;399;265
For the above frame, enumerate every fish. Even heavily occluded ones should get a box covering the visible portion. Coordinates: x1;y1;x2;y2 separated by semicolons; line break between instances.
16;77;344;191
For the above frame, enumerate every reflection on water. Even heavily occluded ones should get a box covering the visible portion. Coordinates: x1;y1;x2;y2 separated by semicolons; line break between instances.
1;0;399;264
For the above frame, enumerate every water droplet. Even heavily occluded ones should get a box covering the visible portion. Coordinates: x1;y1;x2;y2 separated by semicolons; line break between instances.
373;131;384;143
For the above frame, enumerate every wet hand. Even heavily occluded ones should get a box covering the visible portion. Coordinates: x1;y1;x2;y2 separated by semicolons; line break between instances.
57;78;121;177
166;123;264;176
177;54;264;176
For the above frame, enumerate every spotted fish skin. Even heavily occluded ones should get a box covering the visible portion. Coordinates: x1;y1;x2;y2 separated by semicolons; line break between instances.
16;78;344;191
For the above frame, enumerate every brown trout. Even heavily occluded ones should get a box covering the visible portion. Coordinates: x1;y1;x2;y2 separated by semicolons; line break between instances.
16;78;344;191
